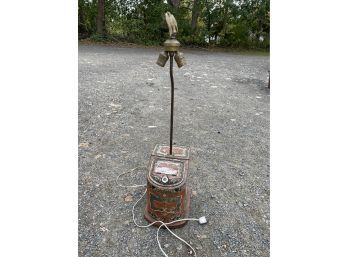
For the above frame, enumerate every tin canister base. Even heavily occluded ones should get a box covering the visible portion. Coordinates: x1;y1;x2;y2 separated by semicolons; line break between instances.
144;186;191;229
145;145;191;229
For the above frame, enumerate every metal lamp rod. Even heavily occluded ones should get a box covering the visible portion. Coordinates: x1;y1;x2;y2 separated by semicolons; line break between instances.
169;52;175;155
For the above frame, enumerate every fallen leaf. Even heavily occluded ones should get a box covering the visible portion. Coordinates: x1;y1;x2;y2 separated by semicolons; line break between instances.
124;195;133;202
79;142;89;148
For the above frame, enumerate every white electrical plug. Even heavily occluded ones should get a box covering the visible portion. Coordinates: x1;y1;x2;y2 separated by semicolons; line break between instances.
198;216;207;224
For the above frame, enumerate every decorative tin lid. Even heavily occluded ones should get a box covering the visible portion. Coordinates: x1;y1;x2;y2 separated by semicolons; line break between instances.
152;145;190;160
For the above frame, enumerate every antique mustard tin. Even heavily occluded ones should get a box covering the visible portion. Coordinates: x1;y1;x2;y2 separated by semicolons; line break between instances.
144;144;190;228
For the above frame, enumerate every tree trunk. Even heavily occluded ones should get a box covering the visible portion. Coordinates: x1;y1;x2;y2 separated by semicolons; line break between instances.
191;0;200;33
78;0;86;34
168;0;180;8
96;0;105;36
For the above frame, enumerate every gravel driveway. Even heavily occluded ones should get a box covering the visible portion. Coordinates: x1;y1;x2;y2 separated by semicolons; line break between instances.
79;43;270;257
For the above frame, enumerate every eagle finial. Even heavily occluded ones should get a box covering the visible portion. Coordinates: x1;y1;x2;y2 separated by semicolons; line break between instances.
165;12;178;38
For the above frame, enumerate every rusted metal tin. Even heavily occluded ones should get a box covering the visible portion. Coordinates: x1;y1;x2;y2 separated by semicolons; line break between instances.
144;144;190;228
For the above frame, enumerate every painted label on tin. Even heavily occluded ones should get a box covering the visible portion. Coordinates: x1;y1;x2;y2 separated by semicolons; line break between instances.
154;160;181;176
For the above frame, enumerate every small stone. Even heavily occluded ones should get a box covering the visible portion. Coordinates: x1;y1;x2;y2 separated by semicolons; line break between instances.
164;244;169;248
189;250;193;255
256;96;262;99
100;226;109;232
200;235;207;239
192;190;197;197
94;154;102;159
124;195;133;202
177;245;183;250
148;125;157;128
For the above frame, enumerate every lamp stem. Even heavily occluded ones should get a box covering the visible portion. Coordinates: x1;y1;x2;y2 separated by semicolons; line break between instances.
169;52;174;155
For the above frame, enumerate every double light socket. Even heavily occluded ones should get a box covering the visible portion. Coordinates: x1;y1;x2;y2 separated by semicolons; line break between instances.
156;37;186;68
156;51;186;68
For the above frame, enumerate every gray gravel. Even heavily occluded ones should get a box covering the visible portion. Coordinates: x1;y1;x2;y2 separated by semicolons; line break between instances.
79;43;270;257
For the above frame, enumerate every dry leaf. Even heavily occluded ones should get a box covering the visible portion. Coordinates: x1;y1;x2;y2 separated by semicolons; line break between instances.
124;195;133;202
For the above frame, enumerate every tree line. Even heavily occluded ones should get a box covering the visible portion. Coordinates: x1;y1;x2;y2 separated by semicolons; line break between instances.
78;0;269;49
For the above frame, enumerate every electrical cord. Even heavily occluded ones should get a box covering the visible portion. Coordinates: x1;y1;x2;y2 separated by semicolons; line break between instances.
116;166;207;257
116;166;147;188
